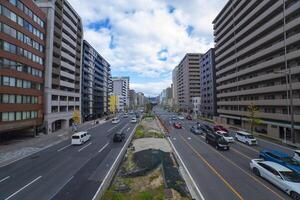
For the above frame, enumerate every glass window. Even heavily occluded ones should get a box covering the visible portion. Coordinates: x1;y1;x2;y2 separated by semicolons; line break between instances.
10;0;17;6
31;111;35;118
4;41;10;52
8;112;15;121
10;12;17;22
2;94;9;103
17;79;22;87
9;94;15;103
16;112;21;120
16;95;22;103
17;1;23;11
9;77;15;87
22;111;26;119
2;112;9;121
3;7;10;18
3;76;10;86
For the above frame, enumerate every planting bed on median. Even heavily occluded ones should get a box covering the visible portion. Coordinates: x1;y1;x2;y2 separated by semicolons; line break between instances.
102;118;191;200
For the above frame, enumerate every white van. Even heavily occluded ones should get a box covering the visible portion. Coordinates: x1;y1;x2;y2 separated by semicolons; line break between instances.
112;117;120;124
71;131;91;145
235;131;257;145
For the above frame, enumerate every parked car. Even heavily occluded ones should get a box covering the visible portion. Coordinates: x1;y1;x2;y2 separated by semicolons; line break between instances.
190;125;202;135
71;131;91;145
123;113;128;118
198;123;213;132
173;122;182;129
131;117;137;123
214;125;228;133
216;131;234;143
250;159;300;200
186;115;192;120
235;131;257;145
178;115;185;120
112;117;120;124
259;149;300;174
294;150;300;162
113;131;125;142
205;131;229;150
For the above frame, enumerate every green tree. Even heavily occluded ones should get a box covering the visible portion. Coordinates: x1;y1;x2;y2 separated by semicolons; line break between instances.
145;102;153;114
247;103;261;134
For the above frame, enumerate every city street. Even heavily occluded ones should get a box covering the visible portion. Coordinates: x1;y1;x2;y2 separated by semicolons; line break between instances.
155;107;294;200
0;117;137;200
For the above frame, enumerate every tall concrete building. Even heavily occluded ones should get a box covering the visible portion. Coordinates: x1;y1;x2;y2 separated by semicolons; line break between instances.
0;0;46;134
200;48;217;119
176;53;202;112
172;66;178;106
128;89;137;108
214;0;300;143
81;40;111;121
112;76;129;111
35;0;83;132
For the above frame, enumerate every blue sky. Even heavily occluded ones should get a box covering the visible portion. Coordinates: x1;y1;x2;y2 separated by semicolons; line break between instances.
69;0;227;96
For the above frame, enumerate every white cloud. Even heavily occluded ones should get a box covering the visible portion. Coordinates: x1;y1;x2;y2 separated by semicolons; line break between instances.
68;0;227;96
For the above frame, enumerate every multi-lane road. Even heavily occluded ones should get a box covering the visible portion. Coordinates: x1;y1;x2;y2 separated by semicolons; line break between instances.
0;116;137;200
155;107;295;200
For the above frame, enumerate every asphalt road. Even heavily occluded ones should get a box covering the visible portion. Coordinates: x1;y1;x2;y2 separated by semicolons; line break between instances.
155;107;293;200
0;116;137;200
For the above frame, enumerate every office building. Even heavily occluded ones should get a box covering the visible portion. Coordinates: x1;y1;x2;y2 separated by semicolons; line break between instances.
0;0;46;134
112;76;129;111
81;40;111;121
172;66;178;107
200;48;217;119
214;0;300;143
176;53;202;112
129;89;137;109
35;0;83;132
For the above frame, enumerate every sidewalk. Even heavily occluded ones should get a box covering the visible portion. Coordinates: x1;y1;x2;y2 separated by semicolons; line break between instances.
0;118;107;167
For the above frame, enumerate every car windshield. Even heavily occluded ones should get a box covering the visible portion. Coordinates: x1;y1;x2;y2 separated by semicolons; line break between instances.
223;132;230;137
281;157;300;166
280;171;300;182
246;135;254;139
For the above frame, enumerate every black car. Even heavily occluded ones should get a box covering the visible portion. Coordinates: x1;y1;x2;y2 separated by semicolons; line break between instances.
205;131;229;150
113;131;125;142
190;126;202;135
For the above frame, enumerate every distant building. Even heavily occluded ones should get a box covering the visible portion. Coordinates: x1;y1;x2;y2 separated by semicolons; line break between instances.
0;0;46;134
35;0;83;132
192;97;201;116
81;40;111;121
200;48;216;119
175;53;202;112
112;76;129;111
172;66;178;107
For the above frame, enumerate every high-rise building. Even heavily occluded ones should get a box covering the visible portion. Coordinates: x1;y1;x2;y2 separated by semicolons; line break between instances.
112;76;129;110
128;89;137;108
0;0;46;134
172;66;178;106
200;48;217;119
35;0;83;133
176;53;202;112
81;40;111;121
214;0;300;143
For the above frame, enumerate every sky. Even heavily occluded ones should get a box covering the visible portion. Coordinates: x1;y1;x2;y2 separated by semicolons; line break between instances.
68;0;227;96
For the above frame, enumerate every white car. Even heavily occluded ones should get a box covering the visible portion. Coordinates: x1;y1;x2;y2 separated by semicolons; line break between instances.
294;150;300;162
131;117;137;123
123;113;128;118
250;159;300;199
216;131;234;143
71;131;91;145
235;131;257;145
112;118;120;124
178;116;185;120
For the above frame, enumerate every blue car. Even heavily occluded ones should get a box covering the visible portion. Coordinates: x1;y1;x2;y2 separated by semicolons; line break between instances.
259;149;300;174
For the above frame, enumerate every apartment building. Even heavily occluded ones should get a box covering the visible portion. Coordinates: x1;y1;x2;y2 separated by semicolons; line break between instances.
0;0;46;134
214;0;300;143
172;66;178;106
112;76;129;110
35;0;83;132
81;40;111;122
176;53;202;112
200;48;217;119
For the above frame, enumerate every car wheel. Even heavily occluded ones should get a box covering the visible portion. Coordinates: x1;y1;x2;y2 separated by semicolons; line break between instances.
253;168;260;177
290;192;300;200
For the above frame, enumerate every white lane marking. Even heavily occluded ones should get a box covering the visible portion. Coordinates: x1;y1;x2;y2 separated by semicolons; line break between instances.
187;137;191;140
127;127;130;132
78;142;92;152
57;144;71;152
47;176;73;200
4;176;42;200
98;142;109;153
173;137;176;140
200;135;205;139
107;124;119;132
168;138;205;200
92;124;138;200
0;176;10;183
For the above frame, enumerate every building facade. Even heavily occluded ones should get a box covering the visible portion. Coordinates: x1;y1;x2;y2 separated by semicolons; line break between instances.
172;66;178;107
214;0;300;143
200;48;217;119
128;89;137;109
0;0;46;134
192;97;201;116
35;0;83;132
81;40;111;121
112;76;129;110
176;53;202;112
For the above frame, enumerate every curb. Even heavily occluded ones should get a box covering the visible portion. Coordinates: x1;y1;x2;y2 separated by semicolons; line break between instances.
92;123;138;200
